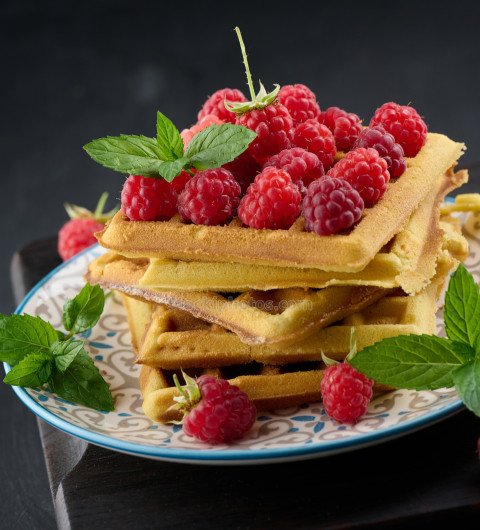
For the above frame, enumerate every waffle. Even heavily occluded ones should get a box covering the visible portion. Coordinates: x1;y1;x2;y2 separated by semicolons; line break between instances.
88;256;387;345
137;170;468;294
97;133;465;272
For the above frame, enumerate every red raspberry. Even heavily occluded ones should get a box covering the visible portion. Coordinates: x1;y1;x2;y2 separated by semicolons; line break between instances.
321;363;373;424
197;88;247;124
178;168;241;226
302;177;364;235
327;148;390;206
319;107;362;152
353;125;406;178
278;84;321;125
121;175;177;221
181;114;224;147
58;218;104;261
223;151;261;194
293;119;336;170
264;147;324;187
238;167;301;229
183;375;257;444
236;102;294;165
170;170;192;193
369;102;427;157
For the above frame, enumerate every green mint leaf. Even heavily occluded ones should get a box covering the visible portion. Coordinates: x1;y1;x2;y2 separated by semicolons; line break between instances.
83;135;172;177
184;124;256;170
349;334;466;390
452;358;480;416
51;339;84;372
156;111;184;160
0;314;59;365
4;352;53;387
63;284;105;334
156;158;188;182
444;264;480;349
49;350;114;411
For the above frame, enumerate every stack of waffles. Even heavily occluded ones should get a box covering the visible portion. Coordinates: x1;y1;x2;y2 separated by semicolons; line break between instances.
86;133;469;423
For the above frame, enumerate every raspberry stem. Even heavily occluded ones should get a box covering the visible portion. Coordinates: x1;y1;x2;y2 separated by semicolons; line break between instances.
234;27;256;102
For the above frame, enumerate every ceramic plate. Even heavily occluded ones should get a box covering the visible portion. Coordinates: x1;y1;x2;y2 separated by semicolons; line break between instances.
5;211;480;465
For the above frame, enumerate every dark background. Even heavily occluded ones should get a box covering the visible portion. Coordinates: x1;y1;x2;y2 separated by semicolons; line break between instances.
1;1;480;528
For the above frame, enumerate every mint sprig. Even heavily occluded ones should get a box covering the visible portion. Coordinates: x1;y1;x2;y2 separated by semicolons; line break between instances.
350;264;480;417
83;112;256;182
1;284;114;411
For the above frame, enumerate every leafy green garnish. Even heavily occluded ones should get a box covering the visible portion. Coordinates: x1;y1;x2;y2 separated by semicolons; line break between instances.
83;112;256;182
1;284;114;411
350;264;480;417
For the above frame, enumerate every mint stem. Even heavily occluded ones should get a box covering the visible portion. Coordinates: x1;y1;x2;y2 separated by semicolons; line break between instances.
234;26;256;102
94;192;109;218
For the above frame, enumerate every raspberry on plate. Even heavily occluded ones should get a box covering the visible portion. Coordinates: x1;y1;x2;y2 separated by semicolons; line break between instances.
181;114;224;147
302;176;364;235
197;88;247;124
178;168;241;226
121;175;177;221
238;167;302;229
354;125;407;178
369;102;427;157
321;362;373;424
58;192;118;261
278;83;321;125
319;106;362;152
327;147;390;206
223;150;261;194
174;372;257;444
293;119;336;170
264;147;324;187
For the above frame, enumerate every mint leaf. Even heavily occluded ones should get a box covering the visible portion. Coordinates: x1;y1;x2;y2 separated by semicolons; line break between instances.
63;284;105;334
157;158;188;182
83;135;174;177
156;111;184;160
49;350;114;411
349;334;466;389
4;352;53;387
444;264;480;349
184;124;256;170
51;339;84;372
0;314;58;365
452;358;480;416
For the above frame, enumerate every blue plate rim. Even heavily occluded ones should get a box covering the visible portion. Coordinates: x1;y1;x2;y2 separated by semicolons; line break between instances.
3;231;464;463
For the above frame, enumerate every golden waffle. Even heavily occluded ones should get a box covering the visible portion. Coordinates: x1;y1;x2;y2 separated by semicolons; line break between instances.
88;255;387;345
440;193;480;215
137;170;468;294
97;134;464;272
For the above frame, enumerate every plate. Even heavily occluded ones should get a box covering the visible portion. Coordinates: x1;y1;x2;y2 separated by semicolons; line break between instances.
4;212;480;465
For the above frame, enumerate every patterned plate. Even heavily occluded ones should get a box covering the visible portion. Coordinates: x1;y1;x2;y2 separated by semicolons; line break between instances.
5;212;480;464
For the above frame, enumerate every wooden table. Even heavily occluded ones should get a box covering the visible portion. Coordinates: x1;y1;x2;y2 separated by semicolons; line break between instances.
5;236;480;529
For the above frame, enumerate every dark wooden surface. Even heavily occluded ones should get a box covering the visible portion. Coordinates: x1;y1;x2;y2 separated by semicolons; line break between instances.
2;237;480;529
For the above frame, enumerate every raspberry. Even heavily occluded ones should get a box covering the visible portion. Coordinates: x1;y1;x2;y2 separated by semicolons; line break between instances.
58;218;104;261
264;147;324;187
182;375;257;444
178;168;241;225
319;107;362;152
327;148;390;206
197;88;247;124
321;363;373;424
181;114;224;147
121;175;177;221
293;119;336;170
238;167;301;230
353;125;406;178
278;84;321;125
302;177;364;235
236;102;294;165
170;170;192;193
369;102;427;157
57;192;117;261
223;150;261;194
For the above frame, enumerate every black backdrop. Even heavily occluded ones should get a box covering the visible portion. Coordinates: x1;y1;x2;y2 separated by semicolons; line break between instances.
1;0;480;312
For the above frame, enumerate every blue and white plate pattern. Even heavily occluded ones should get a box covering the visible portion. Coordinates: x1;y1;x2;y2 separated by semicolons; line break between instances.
4;211;480;464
